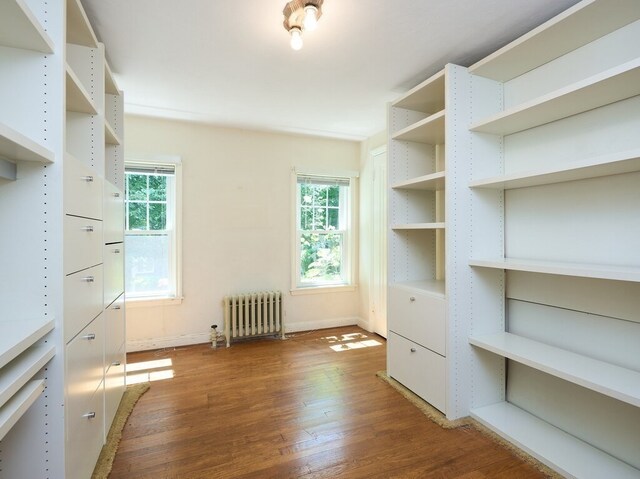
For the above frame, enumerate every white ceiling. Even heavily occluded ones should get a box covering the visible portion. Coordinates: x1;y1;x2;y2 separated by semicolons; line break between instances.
83;0;581;140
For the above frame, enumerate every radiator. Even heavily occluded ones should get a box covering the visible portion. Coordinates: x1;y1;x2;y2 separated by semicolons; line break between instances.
223;291;285;347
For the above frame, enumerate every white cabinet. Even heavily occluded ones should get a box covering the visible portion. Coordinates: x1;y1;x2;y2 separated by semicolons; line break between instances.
464;1;640;476
0;0;125;476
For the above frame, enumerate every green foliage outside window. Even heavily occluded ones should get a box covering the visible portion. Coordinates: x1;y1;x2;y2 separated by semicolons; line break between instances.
126;173;168;230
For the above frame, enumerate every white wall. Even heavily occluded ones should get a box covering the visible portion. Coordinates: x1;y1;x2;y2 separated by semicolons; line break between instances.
358;130;387;332
124;115;362;351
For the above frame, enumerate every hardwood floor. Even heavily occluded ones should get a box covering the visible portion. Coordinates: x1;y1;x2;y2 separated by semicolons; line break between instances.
110;327;547;478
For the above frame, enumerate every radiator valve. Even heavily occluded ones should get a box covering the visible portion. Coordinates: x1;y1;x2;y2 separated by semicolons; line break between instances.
210;324;226;349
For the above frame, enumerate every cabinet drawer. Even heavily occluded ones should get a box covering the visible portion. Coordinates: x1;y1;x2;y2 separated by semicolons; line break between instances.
64;215;103;275
387;332;446;413
66;381;105;479
105;347;125;433
388;285;446;355
64;153;103;220
64;264;103;343
104;243;124;308
66;313;104;415
105;294;125;364
104;181;124;244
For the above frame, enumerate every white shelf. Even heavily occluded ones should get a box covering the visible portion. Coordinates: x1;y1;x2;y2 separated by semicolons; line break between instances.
469;332;640;407
392;222;445;231
468;0;640;82
470;58;640;135
392;110;445;144
0;319;54;370
0;122;55;165
0;345;55;409
392;70;445;113
105;121;122;146
66;64;98;115
0;0;55;53
471;402;640;479
392;171;445;190
105;62;120;95
391;280;445;299
66;0;98;48
470;149;640;189
0;159;16;181
469;258;640;283
0;379;45;441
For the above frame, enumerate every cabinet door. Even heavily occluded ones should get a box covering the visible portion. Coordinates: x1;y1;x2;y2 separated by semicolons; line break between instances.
64;215;103;275
103;181;124;244
388;286;446;355
103;244;124;307
388;332;446;413
104;294;125;364
64;153;103;220
104;347;125;434
64;264;103;343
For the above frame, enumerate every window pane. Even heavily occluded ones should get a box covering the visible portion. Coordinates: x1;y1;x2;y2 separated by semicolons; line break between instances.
148;175;167;201
312;207;326;230
127;174;148;201
300;207;312;230
300;232;343;283
328;186;339;207
300;184;312;205
149;203;167;230
328;208;339;229
128;202;147;230
125;234;171;296
313;185;327;206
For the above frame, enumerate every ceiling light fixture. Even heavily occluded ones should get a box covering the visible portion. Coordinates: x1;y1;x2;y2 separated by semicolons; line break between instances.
283;0;324;51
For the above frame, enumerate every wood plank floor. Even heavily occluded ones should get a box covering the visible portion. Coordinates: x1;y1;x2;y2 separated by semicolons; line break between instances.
110;327;547;478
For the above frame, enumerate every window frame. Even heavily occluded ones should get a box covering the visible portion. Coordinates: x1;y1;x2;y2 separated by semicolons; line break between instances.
124;157;183;304
291;168;358;295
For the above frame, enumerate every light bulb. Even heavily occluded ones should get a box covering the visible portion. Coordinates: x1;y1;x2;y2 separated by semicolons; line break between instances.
290;27;303;50
303;5;318;31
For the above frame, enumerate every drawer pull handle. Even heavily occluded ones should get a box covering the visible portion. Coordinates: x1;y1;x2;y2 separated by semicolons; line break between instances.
113;192;120;198
82;225;94;232
113;305;122;310
410;348;416;353
81;276;95;283
82;175;94;183
113;361;121;366
83;411;96;419
409;296;416;302
82;333;96;340
113;248;121;254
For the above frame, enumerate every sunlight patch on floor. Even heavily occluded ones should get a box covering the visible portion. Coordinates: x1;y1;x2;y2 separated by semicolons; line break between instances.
126;358;175;384
322;332;383;352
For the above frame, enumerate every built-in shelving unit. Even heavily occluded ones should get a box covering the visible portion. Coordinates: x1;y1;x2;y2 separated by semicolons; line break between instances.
391;222;445;230
0;0;55;53
391;171;446;190
393;279;446;298
465;1;640;476
105;121;122;145
0;319;54;369
66;65;98;115
0;379;45;441
66;0;98;48
0;345;55;407
391;111;445;144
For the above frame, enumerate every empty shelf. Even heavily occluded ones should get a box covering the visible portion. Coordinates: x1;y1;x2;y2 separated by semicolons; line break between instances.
105;120;122;145
66;0;98;48
105;62;120;95
468;0;640;82
471;401;640;478
0;122;55;165
392;69;445;113
470;58;640;135
66;64;98;114
0;0;55;53
391;280;445;299
392;110;445;144
392;222;445;230
0;318;55;369
0;344;55;408
392;171;445;190
469;148;640;189
469;332;640;407
469;258;640;283
0;379;45;441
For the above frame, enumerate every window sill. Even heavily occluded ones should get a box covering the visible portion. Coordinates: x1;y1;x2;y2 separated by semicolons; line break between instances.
290;285;357;296
126;296;184;308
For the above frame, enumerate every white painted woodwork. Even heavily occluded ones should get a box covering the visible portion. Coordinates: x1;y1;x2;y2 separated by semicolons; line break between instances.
0;319;54;369
104;296;125;367
391;222;445;230
104;62;119;95
63;216;103;275
103;180;124;244
0;379;44;441
0;0;54;53
471;58;640;135
66;0;98;48
471;401;640;479
391;110;445;144
468;0;640;82
104;347;125;435
470;332;640;407
63;264;104;344
0;345;54;409
105;120;121;145
64;153;104;220
391;171;445;190
392;70;445;113
392;279;445;298
0;122;54;164
387;332;446;413
65;64;98;114
470;148;640;189
103;244;124;308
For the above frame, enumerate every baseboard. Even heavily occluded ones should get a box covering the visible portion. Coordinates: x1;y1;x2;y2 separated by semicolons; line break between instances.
284;316;361;333
127;332;211;352
357;317;373;332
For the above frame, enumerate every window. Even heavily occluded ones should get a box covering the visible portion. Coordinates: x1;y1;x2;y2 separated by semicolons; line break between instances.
125;160;182;301
294;173;354;290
